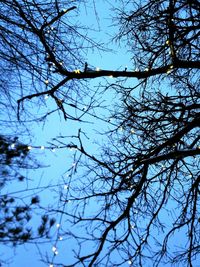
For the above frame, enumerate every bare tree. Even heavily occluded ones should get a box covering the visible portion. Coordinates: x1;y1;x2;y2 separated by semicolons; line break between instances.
0;0;200;266
43;1;199;266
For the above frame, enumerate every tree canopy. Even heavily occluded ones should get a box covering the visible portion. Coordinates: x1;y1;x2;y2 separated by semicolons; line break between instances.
0;0;200;266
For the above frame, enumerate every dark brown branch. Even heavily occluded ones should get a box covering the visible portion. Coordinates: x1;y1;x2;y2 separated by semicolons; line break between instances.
17;77;70;120
150;114;200;156
40;6;76;31
58;60;200;80
87;165;148;266
141;148;200;165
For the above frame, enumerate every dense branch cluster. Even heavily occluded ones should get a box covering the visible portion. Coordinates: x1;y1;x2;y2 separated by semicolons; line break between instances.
1;0;101;123
117;0;200;71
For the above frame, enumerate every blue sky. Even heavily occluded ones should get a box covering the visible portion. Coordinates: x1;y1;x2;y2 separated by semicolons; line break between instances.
2;1;199;267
